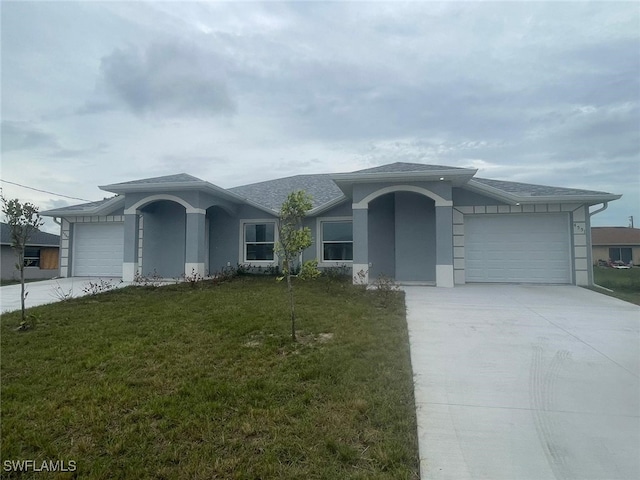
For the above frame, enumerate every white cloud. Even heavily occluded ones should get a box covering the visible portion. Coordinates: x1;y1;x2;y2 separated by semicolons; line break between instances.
0;1;638;228
87;41;235;117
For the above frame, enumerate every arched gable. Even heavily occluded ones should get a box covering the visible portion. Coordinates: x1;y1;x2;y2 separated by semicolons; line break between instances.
124;194;205;215
352;184;452;208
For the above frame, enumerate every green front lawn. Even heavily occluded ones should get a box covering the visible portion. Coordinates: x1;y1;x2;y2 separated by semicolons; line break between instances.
1;276;419;479
592;266;640;306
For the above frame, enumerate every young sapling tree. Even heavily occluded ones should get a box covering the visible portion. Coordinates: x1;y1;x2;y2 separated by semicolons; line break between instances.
275;191;319;341
1;196;45;323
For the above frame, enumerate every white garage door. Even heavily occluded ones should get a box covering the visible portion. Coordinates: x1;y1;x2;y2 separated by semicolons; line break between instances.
465;214;571;284
73;223;124;277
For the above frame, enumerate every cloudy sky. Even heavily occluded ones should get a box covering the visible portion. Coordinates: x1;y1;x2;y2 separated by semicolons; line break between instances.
2;1;638;232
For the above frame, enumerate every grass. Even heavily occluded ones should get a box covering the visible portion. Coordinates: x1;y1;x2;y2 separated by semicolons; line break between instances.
1;276;419;479
592;266;640;306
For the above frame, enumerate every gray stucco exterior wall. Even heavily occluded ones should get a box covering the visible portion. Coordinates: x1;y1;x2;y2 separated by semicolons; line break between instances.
141;201;186;278
208;207;239;273
452;188;509;206
395;192;436;282
301;217;316;264
185;212;206;264
352;208;368;265
1;246;17;279
320;201;353;217
435;206;454;265
368;194;396;279
123;214;138;264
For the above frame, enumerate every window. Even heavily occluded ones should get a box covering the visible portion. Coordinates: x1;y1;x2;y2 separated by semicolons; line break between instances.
24;247;41;267
243;222;275;262
321;220;353;262
609;247;632;264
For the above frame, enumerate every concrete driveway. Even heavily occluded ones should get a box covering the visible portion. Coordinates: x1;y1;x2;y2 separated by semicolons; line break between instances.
405;285;640;480
0;277;130;313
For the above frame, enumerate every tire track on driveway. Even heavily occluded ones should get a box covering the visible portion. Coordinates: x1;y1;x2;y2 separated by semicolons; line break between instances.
530;342;572;480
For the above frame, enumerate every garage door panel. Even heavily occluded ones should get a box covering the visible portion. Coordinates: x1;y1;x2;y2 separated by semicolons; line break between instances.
73;223;124;277
465;214;571;284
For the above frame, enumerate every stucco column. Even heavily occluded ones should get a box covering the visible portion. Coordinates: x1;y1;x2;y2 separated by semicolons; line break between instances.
185;212;206;277
572;206;589;286
352;206;369;284
435;205;454;287
123;213;139;281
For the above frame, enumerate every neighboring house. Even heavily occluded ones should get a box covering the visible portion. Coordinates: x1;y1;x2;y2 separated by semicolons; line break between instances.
41;162;621;287
1;222;60;281
591;227;640;266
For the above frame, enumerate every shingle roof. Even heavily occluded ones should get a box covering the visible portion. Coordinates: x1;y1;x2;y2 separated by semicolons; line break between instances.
41;162;620;217
1;222;60;246
43;197;119;213
353;162;467;174
592;227;640;246
106;173;204;186
473;178;611;197
229;174;344;211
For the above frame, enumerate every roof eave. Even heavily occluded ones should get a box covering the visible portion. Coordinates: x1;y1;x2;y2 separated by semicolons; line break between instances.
41;196;125;217
94;196;126;215
514;194;622;205
1;242;60;247
331;168;477;184
100;181;210;194
307;195;349;216
465;180;622;205
242;200;279;217
202;182;254;205
331;169;478;195
464;180;521;204
100;180;259;208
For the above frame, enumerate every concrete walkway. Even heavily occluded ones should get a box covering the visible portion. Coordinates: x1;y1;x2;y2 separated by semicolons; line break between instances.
405;285;640;480
0;277;130;313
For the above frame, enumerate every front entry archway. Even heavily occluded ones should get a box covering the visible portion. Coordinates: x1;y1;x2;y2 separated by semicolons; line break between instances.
352;183;454;287
368;192;436;283
140;200;187;278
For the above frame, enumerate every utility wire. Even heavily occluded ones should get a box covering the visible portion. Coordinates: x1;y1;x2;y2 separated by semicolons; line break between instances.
1;179;93;202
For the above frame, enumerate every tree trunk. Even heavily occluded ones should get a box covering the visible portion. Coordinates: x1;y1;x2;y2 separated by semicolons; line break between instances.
287;271;296;342
20;257;26;322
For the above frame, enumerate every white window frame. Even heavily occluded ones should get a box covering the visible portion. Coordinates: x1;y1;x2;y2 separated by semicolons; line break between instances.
24;246;41;268
316;216;353;267
239;219;278;265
